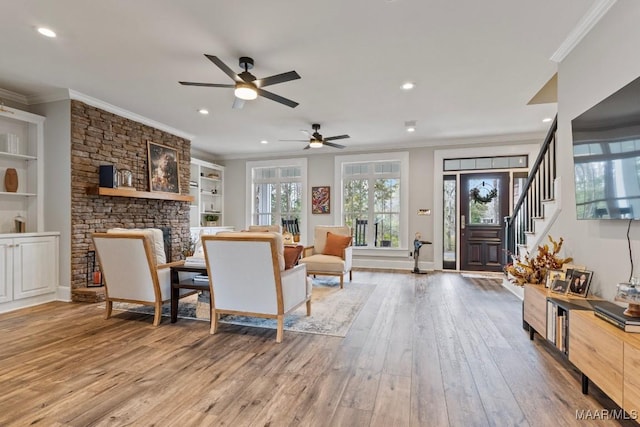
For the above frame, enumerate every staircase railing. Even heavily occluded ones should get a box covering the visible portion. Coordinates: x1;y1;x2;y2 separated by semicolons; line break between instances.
504;115;558;263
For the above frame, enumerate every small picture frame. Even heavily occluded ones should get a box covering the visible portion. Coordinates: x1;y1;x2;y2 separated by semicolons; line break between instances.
551;279;570;294
311;186;331;214
562;263;586;274
147;141;180;193
567;269;593;297
545;269;566;289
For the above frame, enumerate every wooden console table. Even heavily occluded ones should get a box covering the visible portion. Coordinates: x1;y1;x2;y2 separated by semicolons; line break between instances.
523;283;640;414
570;310;640;413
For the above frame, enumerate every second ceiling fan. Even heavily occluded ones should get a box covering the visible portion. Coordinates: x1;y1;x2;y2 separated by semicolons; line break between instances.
281;124;350;150
179;55;301;109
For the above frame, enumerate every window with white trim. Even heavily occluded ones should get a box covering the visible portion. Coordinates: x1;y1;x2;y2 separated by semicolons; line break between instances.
246;158;307;238
335;153;409;249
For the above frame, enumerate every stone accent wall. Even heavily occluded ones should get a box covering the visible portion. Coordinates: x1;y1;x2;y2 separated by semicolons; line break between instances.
70;100;191;301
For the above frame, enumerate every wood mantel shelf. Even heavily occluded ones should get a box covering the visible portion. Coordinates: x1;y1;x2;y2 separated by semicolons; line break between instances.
86;186;194;202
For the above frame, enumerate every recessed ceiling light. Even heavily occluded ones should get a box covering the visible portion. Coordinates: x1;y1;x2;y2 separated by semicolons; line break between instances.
37;27;56;38
542;117;552;123
401;82;415;90
198;109;209;115
260;140;269;144
405;120;416;132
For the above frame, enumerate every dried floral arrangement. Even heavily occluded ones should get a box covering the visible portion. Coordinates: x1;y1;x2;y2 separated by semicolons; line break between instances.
504;235;573;286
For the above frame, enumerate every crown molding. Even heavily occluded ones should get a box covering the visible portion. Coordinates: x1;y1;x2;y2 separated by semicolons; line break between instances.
27;88;194;141
68;90;194;140
0;87;28;105
26;89;70;105
550;0;617;63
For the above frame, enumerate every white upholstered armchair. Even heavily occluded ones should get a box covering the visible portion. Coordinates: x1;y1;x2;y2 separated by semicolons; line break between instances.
201;232;311;343
299;225;353;288
92;232;188;326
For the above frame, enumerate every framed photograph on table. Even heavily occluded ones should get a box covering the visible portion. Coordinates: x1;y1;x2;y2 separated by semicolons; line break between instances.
312;186;330;214
567;269;593;297
551;279;570;294
147;141;180;193
545;269;566;289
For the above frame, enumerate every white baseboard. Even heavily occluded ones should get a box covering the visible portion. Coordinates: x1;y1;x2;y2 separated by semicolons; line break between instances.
353;258;434;271
0;293;58;314
57;286;71;302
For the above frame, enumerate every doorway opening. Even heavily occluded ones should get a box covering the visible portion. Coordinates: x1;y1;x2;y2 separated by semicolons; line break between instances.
441;156;528;271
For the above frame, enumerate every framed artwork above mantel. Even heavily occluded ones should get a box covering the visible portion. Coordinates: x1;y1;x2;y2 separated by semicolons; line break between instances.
147;141;180;193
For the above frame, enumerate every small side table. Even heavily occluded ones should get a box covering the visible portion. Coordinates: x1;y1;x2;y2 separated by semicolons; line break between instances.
170;264;209;323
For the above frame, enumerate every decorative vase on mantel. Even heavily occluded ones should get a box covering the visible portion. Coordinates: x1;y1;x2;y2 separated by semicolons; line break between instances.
4;168;18;192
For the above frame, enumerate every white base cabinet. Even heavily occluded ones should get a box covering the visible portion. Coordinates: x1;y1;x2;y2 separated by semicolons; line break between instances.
0;233;59;311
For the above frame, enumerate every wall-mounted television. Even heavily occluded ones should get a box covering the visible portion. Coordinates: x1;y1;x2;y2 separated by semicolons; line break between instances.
572;75;640;220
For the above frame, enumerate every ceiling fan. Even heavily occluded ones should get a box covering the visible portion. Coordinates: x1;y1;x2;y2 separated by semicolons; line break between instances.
281;124;350;150
179;55;301;109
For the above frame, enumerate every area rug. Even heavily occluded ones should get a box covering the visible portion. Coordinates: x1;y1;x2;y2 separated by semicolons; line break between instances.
106;278;375;338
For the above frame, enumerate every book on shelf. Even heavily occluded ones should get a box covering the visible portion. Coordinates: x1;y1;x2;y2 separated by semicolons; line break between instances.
192;275;209;282
593;301;640;332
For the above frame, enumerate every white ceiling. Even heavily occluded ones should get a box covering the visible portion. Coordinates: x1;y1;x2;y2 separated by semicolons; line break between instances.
0;0;603;158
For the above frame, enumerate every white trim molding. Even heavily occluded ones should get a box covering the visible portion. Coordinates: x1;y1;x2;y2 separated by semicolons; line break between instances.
433;143;541;271
26;89;194;141
68;90;194;140
245;157;309;240
334;151;410;250
0;87;29;105
550;0;617;62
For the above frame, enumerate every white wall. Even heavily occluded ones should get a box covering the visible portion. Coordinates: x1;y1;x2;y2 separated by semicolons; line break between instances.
30;100;71;300
222;141;536;270
553;0;640;300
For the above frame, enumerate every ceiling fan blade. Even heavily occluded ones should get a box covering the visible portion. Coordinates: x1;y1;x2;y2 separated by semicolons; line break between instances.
303;145;311;150
232;97;245;109
204;55;242;82
323;141;346;149
324;134;350;142
255;71;301;88
256;88;299;108
179;81;234;88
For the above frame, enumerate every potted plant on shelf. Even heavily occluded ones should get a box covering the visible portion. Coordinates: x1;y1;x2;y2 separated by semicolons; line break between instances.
181;235;196;259
204;214;219;227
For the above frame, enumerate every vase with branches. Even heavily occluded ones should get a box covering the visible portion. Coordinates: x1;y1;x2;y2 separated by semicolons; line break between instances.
504;235;573;286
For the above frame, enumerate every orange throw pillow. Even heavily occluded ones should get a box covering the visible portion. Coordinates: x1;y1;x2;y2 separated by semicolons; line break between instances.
284;245;304;270
322;232;352;257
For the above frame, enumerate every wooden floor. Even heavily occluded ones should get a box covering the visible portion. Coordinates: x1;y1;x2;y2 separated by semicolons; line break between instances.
0;271;635;426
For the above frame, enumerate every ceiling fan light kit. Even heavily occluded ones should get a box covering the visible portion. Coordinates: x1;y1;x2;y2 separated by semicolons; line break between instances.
280;123;350;150
234;82;258;100
179;55;300;108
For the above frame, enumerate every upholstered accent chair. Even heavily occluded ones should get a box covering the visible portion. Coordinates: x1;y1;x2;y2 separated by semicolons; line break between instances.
299;225;353;288
201;232;311;343
92;232;189;326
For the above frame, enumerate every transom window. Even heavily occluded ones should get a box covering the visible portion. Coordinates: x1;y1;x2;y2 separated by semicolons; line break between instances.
444;155;528;171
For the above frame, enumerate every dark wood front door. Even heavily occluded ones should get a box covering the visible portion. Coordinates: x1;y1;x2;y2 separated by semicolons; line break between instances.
460;172;509;271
